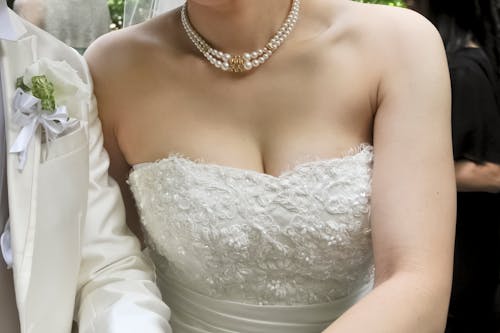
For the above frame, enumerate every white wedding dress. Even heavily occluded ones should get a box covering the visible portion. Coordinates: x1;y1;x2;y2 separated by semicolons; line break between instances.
128;144;375;333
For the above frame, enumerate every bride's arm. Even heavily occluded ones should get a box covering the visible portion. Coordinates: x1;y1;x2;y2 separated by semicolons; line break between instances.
324;7;455;333
93;94;144;242
84;31;145;243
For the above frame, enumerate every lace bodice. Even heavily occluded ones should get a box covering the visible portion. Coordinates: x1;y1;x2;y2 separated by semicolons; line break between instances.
129;145;374;307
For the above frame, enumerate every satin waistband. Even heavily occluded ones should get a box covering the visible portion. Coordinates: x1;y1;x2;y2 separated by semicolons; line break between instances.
159;276;372;333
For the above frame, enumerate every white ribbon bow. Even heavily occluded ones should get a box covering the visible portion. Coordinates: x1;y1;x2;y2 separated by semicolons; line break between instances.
9;88;73;170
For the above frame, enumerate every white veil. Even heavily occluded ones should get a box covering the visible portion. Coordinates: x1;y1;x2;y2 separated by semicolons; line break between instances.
123;0;186;27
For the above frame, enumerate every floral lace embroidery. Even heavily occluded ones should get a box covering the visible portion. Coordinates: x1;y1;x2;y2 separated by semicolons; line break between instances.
129;144;374;305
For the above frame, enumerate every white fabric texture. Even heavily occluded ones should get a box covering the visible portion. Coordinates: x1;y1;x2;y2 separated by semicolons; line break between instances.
0;63;8;238
0;5;20;328
0;223;12;267
0;69;12;265
0;11;171;332
0;0;26;41
129;144;375;332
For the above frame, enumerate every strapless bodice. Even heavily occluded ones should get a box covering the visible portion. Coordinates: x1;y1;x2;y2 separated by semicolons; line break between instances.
128;144;375;332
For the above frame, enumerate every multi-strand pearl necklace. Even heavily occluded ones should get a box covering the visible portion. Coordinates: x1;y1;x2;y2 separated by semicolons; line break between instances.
181;0;301;72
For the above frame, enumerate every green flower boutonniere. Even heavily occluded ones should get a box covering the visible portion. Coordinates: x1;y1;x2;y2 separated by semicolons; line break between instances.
9;58;89;170
15;75;56;112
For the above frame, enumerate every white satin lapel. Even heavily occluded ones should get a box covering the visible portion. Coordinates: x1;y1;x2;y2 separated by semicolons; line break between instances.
0;8;27;41
0;35;41;312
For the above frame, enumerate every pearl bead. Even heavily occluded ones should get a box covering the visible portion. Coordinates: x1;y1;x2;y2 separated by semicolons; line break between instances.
244;61;253;70
181;0;300;73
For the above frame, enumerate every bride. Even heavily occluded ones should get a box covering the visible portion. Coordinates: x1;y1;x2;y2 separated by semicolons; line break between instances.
85;0;456;332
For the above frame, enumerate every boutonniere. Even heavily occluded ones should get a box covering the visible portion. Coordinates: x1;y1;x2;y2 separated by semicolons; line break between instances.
9;58;89;170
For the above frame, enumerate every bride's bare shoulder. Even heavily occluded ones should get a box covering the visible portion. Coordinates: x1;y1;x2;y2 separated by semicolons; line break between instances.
333;0;442;52
85;9;181;88
323;0;446;89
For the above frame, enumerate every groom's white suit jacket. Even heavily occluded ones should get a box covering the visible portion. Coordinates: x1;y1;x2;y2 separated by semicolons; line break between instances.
0;10;171;333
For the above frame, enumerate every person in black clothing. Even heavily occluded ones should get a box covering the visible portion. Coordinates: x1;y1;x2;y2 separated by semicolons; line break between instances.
410;0;500;332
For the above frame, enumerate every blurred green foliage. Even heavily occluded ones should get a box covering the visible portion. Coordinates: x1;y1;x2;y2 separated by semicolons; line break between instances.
107;0;405;30
108;0;125;30
356;0;406;6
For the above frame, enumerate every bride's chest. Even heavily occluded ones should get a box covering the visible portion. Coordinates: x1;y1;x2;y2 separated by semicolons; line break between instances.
118;54;374;167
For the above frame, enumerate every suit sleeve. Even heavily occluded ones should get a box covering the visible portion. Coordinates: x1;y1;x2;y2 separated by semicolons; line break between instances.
74;92;171;332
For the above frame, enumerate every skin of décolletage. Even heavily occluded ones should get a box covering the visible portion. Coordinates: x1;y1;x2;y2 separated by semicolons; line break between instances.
85;0;456;332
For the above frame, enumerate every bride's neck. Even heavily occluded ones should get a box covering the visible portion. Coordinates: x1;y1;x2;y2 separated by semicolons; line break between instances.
185;0;294;53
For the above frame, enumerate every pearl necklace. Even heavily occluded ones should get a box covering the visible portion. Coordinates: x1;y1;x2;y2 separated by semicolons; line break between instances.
181;0;301;72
